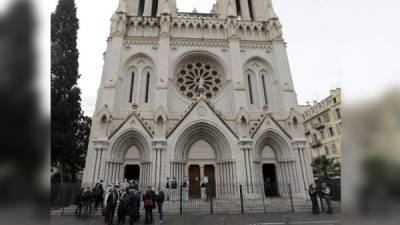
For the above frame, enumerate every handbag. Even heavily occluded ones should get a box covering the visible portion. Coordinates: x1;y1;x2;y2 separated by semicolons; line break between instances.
102;207;110;216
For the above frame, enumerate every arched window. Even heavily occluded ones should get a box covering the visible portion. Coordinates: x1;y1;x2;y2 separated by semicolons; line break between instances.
235;0;242;16
248;74;254;104
248;0;254;20
129;72;135;103
144;72;150;103
261;74;268;105
138;0;145;16
151;0;159;17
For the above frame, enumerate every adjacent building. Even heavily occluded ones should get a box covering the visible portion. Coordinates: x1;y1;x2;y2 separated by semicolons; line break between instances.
301;88;342;160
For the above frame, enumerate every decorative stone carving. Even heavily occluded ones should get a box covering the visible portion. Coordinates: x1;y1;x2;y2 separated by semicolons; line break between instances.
175;60;224;100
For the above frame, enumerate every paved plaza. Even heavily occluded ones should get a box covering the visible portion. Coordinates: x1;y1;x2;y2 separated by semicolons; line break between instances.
51;212;341;225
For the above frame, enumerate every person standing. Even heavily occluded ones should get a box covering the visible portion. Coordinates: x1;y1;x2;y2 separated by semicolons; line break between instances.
156;187;165;224
321;183;333;214
171;177;177;201
200;178;207;201
182;176;189;201
126;189;140;225
142;187;156;225
134;188;141;222
165;177;170;202
82;187;93;219
308;184;320;214
75;188;84;217
117;188;129;225
105;187;119;225
94;180;104;211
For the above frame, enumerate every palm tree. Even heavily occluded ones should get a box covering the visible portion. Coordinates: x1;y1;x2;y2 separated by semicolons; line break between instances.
311;155;341;179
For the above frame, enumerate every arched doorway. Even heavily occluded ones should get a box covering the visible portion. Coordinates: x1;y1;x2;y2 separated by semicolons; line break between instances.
172;122;234;197
261;145;279;196
123;145;141;182
187;140;217;198
107;129;151;188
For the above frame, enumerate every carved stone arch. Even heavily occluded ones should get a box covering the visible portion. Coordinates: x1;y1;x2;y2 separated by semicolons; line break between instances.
253;129;291;162
174;122;232;161
109;128;151;162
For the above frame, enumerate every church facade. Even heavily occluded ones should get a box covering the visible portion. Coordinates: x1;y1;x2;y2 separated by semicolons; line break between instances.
83;0;313;198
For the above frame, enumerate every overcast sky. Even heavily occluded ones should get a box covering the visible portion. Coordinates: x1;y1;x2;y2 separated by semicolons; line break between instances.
3;0;398;116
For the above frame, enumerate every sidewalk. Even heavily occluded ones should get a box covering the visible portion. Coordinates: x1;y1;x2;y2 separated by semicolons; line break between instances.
51;212;341;225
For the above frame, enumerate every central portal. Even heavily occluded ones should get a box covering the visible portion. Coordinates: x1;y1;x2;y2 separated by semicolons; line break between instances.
125;165;140;181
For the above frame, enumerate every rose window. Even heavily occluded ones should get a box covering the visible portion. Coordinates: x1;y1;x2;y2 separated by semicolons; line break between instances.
175;60;224;100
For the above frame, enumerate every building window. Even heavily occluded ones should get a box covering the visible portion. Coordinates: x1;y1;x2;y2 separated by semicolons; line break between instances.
333;97;337;103
325;146;330;155
335;108;341;119
235;0;241;16
138;0;145;16
248;0;254;20
261;75;268;105
313;134;318;142
329;127;335;136
248;74;254;104
129;72;135;103
144;72;150;103
151;0;159;17
331;143;337;155
336;123;342;134
320;130;325;140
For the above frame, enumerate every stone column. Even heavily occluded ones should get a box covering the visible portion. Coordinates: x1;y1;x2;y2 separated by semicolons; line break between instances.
143;0;152;16
93;139;109;182
239;139;254;193
91;148;99;184
153;139;166;188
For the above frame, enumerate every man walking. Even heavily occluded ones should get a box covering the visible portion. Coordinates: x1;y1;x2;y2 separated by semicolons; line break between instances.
156;187;165;224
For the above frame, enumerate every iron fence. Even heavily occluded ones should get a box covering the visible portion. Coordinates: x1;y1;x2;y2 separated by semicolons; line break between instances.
51;182;341;216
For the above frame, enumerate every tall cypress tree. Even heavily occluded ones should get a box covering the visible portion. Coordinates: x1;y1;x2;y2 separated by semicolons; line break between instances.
51;0;90;183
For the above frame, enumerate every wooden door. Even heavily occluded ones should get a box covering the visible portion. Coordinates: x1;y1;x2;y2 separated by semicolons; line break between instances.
189;165;201;198
204;165;216;197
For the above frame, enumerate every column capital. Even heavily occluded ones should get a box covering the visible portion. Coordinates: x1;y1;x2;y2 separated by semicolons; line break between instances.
291;140;307;149
93;138;110;150
239;138;253;150
152;139;167;150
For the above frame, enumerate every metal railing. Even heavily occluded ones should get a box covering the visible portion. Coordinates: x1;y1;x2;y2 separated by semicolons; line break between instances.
51;182;341;216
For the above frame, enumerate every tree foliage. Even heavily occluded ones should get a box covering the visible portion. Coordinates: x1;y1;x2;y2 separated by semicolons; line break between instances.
311;155;341;180
51;0;91;183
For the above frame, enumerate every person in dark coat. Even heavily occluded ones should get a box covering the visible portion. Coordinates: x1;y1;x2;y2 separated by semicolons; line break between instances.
126;189;140;225
75;188;84;217
156;187;165;224
94;180;104;210
117;188;129;225
106;187;119;225
142;187;156;225
82;187;94;219
308;184;320;214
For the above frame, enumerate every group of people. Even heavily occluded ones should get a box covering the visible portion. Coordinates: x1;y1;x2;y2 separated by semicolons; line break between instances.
308;182;334;214
75;182;105;219
76;179;165;225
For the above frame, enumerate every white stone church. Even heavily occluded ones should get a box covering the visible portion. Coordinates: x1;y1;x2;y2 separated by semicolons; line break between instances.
83;0;313;198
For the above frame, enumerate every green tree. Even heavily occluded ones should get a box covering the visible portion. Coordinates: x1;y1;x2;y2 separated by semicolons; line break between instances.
311;155;341;180
51;0;91;183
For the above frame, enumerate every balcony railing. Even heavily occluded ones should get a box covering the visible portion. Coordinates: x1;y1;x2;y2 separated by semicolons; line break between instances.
310;140;322;148
312;122;325;130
